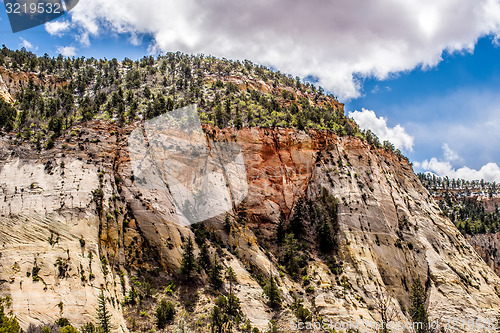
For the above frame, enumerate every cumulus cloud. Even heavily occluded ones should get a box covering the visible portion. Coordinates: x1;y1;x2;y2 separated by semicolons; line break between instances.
415;143;500;182
348;109;414;151
45;20;71;36
19;38;37;51
414;159;500;182
56;46;77;57
51;0;500;99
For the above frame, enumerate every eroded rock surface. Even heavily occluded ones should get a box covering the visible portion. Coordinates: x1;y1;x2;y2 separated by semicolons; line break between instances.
1;122;499;332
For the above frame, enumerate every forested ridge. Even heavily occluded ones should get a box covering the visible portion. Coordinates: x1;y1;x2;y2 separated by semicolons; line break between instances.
0;46;406;159
418;173;500;235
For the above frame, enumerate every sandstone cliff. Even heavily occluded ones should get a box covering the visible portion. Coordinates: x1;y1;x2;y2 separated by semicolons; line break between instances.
1;121;500;332
468;233;500;278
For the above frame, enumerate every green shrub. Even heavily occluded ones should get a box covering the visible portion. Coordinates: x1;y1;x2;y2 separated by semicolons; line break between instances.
0;296;21;332
55;318;70;327
156;299;176;329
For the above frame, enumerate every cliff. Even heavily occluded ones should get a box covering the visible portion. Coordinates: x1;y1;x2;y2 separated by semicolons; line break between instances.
468;233;500;277
1;120;500;332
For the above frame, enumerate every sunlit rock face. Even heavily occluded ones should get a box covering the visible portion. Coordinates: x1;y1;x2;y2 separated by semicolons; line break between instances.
129;105;247;227
1;119;500;332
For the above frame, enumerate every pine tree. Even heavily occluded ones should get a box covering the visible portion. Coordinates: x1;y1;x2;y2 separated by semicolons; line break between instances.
224;213;231;234
197;242;211;271
237;200;248;225
289;197;306;238
0;296;21;333
80;322;97;333
156;299;176;329
263;275;281;308
209;255;224;290
226;267;237;295
226;294;241;319
96;289;112;333
180;236;197;278
234;106;242;129
210;305;228;333
282;234;300;277
317;220;334;253
409;280;428;333
276;212;286;244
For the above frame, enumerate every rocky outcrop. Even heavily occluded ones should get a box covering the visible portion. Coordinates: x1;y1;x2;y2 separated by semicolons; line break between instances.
0;69;14;103
477;197;500;214
1;122;500;332
0;66;67;104
0;130;128;331
468;233;500;277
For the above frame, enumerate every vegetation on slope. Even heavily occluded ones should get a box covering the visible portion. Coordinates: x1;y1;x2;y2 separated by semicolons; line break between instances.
418;173;500;234
0;46;406;160
0;47;423;332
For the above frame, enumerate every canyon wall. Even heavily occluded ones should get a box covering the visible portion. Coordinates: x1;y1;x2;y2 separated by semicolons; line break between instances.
0;122;499;332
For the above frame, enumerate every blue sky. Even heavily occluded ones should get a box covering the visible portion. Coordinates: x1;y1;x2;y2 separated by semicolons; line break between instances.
1;0;500;181
347;37;500;174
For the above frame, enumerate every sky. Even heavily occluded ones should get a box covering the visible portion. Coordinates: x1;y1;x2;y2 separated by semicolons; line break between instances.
1;0;500;181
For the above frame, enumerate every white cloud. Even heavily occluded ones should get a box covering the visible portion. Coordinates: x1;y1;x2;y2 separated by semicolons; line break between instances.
77;32;91;47
414;158;500;182
19;38;37;51
60;0;500;99
348;109;414;151
414;139;500;182
442;143;460;161
56;46;77;57
45;20;71;36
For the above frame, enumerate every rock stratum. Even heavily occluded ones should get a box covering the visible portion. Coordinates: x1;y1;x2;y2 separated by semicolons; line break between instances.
1;121;500;332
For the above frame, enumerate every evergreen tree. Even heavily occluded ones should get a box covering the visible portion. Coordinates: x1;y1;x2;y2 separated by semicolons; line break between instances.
197;242;211;272
155;299;176;329
289;197;306;238
180;236;197;278
237;200;248;225
276;212;286;244
209;255;224;290
80;322;97;333
0;100;16;132
224;212;231;234
292;296;312;322
317;220;334;253
210;305;229;333
96;289;112;333
263;275;281;308
281;234;300;277
226;294;241;320
409;280;428;333
226;267;237;295
234;106;242;129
